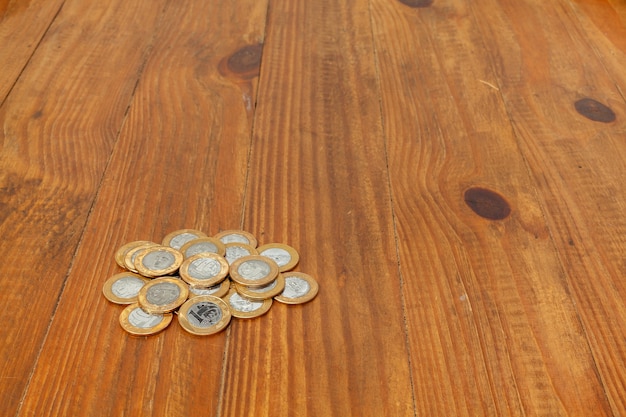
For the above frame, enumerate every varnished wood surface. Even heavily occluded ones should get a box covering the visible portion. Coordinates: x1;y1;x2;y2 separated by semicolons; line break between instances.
1;0;625;415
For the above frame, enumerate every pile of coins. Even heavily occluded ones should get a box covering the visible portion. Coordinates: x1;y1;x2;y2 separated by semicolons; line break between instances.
102;229;319;336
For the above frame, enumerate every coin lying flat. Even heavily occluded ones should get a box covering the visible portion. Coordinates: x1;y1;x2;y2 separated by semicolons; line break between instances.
188;279;231;299
124;242;159;272
119;303;173;335
135;246;183;277
162;229;207;250
180;237;226;258
274;272;319;305
115;240;155;269
177;295;232;335
103;272;150;304
224;242;258;265
229;255;279;287
179;253;229;287
257;243;299;272
225;290;273;318
234;273;285;301
214;230;258;248
137;277;189;313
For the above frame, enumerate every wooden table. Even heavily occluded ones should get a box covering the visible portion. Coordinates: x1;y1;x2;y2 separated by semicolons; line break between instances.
1;0;625;415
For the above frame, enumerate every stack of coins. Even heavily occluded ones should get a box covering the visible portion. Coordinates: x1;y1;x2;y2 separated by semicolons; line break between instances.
103;229;319;336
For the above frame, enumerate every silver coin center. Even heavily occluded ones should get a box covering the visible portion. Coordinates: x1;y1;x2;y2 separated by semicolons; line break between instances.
188;258;221;279
128;308;163;328
187;302;223;327
260;248;291;267
170;233;198;250
185;242;218;257
282;277;310;298
142;250;176;270
111;276;145;298
248;280;278;293
225;246;251;264
189;284;221;296
146;282;180;305
229;293;263;312
220;234;250;245
237;260;271;281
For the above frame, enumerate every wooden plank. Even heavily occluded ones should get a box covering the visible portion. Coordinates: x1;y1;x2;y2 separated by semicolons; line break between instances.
469;0;626;414
0;0;65;102
16;0;268;415
0;0;168;415
369;0;613;415
218;0;415;415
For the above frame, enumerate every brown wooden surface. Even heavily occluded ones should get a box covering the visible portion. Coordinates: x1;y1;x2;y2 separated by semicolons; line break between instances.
1;0;626;415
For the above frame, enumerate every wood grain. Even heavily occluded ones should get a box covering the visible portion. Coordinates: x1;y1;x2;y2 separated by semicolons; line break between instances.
218;0;415;415
15;0;268;415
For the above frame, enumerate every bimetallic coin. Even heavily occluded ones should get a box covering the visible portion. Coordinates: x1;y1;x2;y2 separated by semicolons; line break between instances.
234;273;285;301
180;237;226;259
103;272;150;304
162;229;208;250
124;242;159;273
178;296;232;335
224;242;258;265
274;272;319;305
225;290;272;319
115;240;155;269
135;246;183;277
229;255;279;287
179;253;229;287
119;303;172;335
189;279;231;298
257;243;299;272
214;230;258;248
138;277;189;313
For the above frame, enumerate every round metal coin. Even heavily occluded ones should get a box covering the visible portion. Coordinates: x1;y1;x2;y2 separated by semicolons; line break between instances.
234;273;285;301
137;277;189;313
214;229;258;248
274;272;319;305
188;279;231;298
225;290;273;319
123;242;159;272
229;255;279;287
177;295;232;335
179;253;229;287
257;243;299;272
180;237;226;258
119;303;173;335
103;272;150;304
224;242;258;265
115;240;155;269
135;246;183;277
162;228;207;250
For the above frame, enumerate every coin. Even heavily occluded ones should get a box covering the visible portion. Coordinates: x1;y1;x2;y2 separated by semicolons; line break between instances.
119;303;173;335
123;242;159;272
103;272;150;304
177;295;232;335
162;229;208;250
180;237;226;258
274;272;319;304
179;253;229;287
257;243;299;272
137;277;189;313
188;279;231;298
225;290;273;319
115;240;155;269
229;255;279;287
214;230;258;248
135;245;183;277
224;242;258;265
234;273;285;301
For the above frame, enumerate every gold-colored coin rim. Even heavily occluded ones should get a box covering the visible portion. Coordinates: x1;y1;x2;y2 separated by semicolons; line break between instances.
137;277;189;313
115;240;155;269
162;228;208;250
214;229;258;248
234;273;286;301
223;242;259;265
225;289;273;319
123;242;159;272
103;272;150;304
119;303;173;335
188;279;231;299
257;243;300;272
274;272;319;305
229;255;279;287
179;253;229;287
177;295;232;335
135;245;183;277
180;237;226;258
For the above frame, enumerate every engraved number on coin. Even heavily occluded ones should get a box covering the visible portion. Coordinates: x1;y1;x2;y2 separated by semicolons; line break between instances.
189;258;221;279
129;308;163;328
282;277;310;298
238;260;270;281
187;302;223;327
146;283;180;305
143;250;176;270
111;276;145;298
